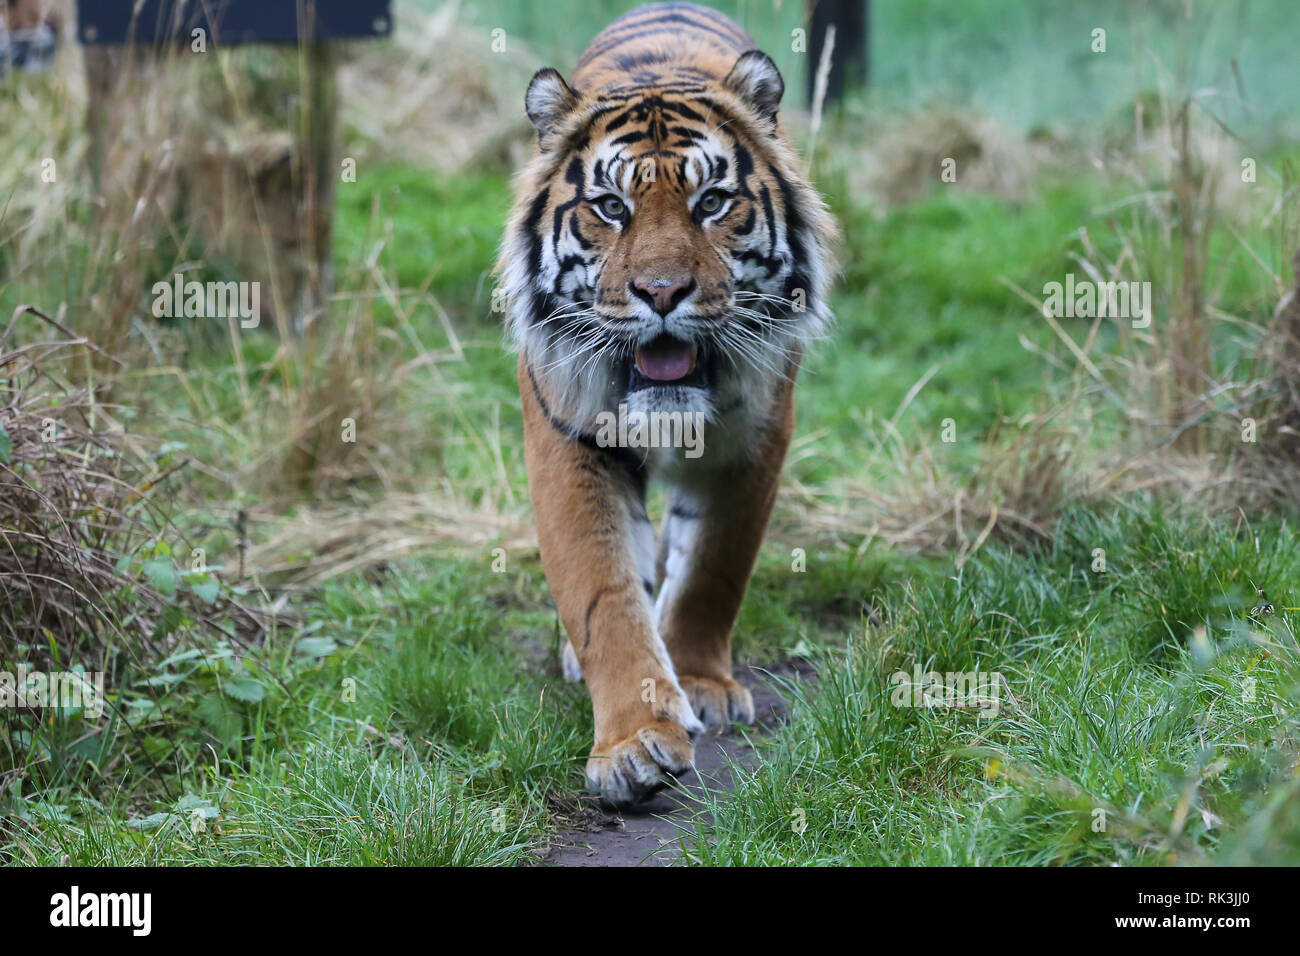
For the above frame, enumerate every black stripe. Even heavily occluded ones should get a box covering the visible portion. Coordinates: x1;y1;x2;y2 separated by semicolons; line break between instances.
524;187;550;277
731;207;756;237
769;164;812;293
598;83;710;98
614;50;670;71
759;184;777;258
526;363;650;479
659;99;706;123
738;249;785;277
603;108;635;133
577;15;748;70
553;103;620;155
555;255;587;292
522;187;555;330
570;215;593;251
548;159;585;294
589;4;750;49
733;140;755;196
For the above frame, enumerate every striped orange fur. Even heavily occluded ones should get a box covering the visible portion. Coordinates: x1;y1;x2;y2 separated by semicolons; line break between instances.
498;2;836;806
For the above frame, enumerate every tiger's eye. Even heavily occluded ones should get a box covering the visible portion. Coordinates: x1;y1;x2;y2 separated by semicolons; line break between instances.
598;195;626;218
698;191;725;214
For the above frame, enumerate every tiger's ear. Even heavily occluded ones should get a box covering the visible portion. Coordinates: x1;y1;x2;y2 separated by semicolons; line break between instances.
525;68;579;146
724;51;784;124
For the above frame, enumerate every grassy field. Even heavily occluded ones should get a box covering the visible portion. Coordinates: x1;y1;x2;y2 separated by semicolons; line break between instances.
436;0;1300;129
2;0;1299;865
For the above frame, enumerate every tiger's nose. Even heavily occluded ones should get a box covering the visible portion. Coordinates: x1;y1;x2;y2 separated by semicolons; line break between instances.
629;276;695;316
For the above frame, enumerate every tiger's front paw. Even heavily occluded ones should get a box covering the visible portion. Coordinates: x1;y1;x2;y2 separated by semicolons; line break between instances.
679;674;755;732
586;719;698;807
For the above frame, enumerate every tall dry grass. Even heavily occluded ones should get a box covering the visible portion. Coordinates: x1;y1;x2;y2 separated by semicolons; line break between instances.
1065;78;1298;510
799;37;1298;561
2;1;1295;590
0;3;538;598
781;407;1087;564
0;306;263;657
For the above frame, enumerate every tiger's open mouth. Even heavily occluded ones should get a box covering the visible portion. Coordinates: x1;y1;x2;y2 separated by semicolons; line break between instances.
635;336;697;381
626;334;713;392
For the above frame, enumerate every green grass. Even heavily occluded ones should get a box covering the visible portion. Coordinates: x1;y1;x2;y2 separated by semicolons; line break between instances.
4;1;1300;864
334;166;510;317
3;560;586;865
14;743;536;866
10;504;1298;864
795;178;1103;483
420;0;1299;133
682;507;1300;865
8;153;1299;864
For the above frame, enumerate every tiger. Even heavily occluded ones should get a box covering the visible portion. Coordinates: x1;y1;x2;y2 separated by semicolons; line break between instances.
497;1;836;806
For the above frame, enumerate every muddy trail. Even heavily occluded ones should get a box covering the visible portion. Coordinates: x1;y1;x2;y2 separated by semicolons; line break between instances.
541;661;810;866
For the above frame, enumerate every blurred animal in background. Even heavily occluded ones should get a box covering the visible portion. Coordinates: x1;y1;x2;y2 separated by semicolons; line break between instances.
1;0;61;76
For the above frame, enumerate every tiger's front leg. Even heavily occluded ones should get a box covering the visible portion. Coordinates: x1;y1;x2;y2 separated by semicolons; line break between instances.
655;376;796;731
519;358;703;806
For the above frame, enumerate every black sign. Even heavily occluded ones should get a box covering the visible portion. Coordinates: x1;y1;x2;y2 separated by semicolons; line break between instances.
76;0;393;46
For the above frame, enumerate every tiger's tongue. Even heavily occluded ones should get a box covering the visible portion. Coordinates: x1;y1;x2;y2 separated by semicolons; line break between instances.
635;339;696;382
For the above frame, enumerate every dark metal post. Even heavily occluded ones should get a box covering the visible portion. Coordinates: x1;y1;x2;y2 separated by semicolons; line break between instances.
807;0;869;107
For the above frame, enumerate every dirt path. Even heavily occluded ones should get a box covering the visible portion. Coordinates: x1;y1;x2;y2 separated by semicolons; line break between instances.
541;662;806;867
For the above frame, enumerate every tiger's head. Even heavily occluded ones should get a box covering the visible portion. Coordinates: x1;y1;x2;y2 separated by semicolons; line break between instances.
498;50;836;434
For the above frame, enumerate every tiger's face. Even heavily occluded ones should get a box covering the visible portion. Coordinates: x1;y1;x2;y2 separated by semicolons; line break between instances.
500;51;835;433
